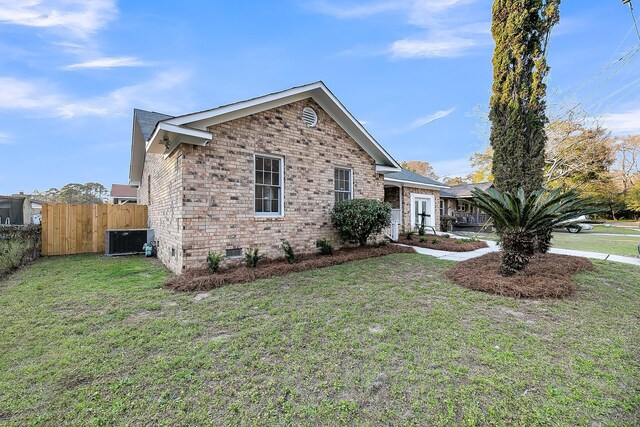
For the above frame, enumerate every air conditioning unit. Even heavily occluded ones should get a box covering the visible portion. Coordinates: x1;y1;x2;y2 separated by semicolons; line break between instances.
105;229;153;256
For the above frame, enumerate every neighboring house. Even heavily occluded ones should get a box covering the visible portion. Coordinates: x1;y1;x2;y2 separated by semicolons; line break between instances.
110;184;138;204
383;169;448;233
440;182;494;230
0;193;41;225
128;81;446;274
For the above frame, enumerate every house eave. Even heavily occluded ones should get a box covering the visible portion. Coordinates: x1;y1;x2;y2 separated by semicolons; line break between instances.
376;165;402;174
384;177;450;190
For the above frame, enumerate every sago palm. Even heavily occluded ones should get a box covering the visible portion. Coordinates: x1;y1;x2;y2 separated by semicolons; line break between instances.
471;188;600;276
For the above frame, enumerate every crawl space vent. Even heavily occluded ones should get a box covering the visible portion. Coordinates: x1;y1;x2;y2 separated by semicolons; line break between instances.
226;248;243;258
302;107;318;127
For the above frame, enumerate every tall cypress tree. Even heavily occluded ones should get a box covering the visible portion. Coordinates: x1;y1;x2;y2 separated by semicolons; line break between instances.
489;0;560;194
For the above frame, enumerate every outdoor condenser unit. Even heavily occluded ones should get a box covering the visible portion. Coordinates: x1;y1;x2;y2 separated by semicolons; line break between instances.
105;229;153;256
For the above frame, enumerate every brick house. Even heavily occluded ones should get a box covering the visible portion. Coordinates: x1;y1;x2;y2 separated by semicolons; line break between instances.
128;82;447;274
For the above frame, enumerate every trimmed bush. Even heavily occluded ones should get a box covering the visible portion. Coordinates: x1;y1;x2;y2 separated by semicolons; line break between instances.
244;248;265;268
440;215;456;232
332;199;392;246
282;241;298;264
315;239;334;255
206;252;224;273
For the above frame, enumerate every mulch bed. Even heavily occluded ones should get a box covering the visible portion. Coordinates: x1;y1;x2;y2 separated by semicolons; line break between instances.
446;252;594;298
396;236;488;252
166;244;416;292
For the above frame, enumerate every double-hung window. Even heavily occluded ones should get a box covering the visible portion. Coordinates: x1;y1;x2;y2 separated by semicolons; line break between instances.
255;155;283;216
334;168;352;203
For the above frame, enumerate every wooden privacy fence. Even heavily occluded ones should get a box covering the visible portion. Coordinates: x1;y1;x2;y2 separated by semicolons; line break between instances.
41;204;148;256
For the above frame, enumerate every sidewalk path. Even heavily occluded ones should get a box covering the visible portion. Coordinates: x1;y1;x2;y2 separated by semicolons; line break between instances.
400;240;640;267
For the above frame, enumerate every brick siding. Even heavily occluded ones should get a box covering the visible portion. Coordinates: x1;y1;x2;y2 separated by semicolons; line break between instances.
143;98;385;273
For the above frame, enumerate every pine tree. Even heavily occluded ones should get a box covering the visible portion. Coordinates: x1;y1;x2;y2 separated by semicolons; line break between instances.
489;0;560;194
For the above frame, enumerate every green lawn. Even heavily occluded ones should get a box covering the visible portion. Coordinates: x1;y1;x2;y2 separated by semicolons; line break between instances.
551;233;640;257
465;230;640;257
589;225;640;235
1;254;639;426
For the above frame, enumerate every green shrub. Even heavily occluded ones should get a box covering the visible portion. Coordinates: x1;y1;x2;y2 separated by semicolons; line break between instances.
418;224;426;236
331;199;391;246
405;231;415;240
441;233;451;239
206;252;224;273
281;241;298;264
419;236;427;242
315;239;334;255
431;238;440;244
377;239;389;247
0;225;41;278
440;215;456;232
244;248;265;268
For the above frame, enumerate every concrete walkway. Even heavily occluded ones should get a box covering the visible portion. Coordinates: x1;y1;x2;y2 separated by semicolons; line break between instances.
400;239;640;267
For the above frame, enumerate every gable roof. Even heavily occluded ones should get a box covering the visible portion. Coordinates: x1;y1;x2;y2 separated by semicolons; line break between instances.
110;184;138;198
134;109;173;141
441;182;493;198
384;168;448;189
129;81;402;185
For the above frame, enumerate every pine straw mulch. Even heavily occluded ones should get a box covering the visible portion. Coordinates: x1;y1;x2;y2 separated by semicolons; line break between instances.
396;235;488;252
166;244;416;292
446;252;594;299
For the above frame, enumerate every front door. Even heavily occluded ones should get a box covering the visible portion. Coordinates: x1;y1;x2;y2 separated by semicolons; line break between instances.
411;195;434;231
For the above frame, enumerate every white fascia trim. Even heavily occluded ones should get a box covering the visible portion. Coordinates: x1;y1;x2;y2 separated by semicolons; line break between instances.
162;81;400;169
165;83;325;126
384;177;449;190
375;165;402;174
146;122;213;151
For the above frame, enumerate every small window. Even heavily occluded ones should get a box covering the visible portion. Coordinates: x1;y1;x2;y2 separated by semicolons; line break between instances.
255;155;283;215
439;199;445;216
334;168;352;204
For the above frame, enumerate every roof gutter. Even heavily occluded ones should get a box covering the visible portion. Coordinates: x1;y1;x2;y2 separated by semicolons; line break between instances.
384;177;450;190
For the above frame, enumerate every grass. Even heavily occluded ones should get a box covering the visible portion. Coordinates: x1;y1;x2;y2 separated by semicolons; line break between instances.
551;233;639;257
1;254;639;426
462;230;640;257
590;225;640;235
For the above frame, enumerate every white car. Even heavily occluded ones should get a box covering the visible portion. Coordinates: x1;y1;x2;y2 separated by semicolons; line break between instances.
555;215;594;233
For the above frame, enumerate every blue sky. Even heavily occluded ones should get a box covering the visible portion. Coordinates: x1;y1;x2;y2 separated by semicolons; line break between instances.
1;0;639;195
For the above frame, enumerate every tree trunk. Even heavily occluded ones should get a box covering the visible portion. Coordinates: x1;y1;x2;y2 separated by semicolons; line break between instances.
500;231;535;276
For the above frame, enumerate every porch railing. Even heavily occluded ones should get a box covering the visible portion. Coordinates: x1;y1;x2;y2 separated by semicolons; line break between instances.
384;221;399;241
391;208;402;224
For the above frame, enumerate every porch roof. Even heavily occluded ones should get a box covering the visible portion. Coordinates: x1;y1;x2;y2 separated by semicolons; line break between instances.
384;168;448;189
441;182;493;198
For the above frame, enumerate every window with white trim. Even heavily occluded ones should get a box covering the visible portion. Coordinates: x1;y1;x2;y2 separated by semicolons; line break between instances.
254;155;283;215
440;199;445;216
334;168;352;203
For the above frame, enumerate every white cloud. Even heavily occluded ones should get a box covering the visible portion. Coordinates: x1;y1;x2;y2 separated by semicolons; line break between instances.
390;37;475;58
0;132;12;144
0;69;192;119
409;108;455;129
0;0;117;38
601;107;640;135
358;119;370;125
313;0;488;59
64;56;151;70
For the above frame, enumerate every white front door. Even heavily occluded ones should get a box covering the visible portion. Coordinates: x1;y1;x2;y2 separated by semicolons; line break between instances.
410;194;435;231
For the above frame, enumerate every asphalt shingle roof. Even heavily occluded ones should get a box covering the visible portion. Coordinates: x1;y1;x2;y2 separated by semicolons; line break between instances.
440;182;493;198
385;168;447;187
134;109;173;141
